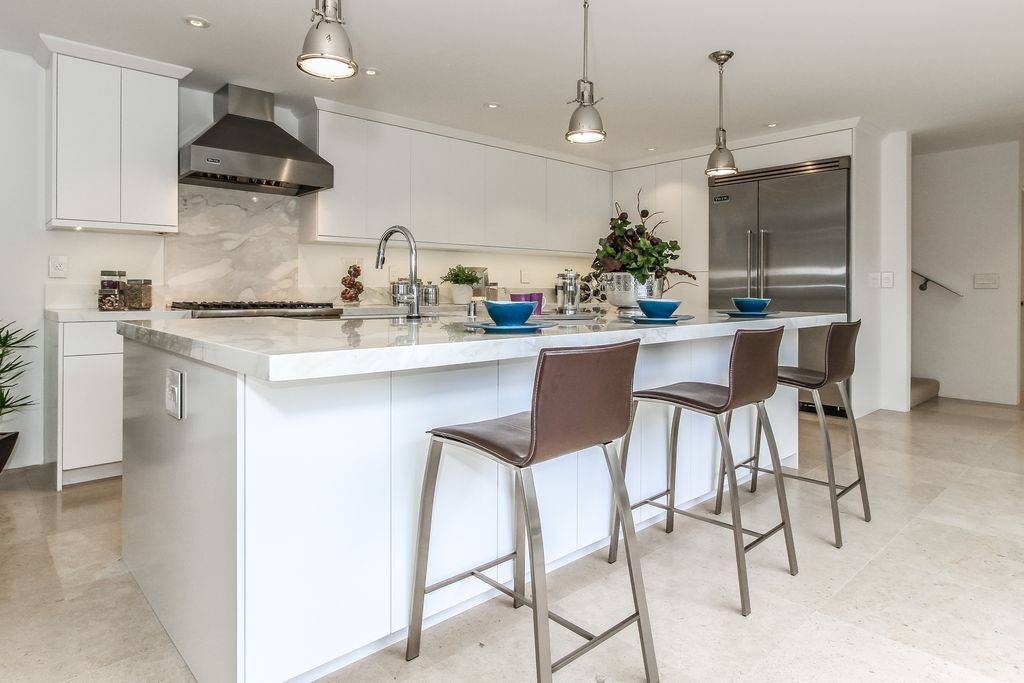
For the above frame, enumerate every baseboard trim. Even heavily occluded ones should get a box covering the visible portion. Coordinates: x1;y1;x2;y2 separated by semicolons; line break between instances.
62;461;122;487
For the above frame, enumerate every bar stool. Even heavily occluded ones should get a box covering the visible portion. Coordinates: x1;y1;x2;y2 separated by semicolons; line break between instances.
608;327;797;617
722;320;869;549
405;340;659;682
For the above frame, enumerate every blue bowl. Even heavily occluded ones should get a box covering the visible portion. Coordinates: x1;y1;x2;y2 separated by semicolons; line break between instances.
484;300;536;326
732;297;772;313
637;298;681;318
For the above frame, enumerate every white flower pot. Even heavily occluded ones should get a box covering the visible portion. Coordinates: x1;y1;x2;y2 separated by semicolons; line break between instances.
449;283;474;305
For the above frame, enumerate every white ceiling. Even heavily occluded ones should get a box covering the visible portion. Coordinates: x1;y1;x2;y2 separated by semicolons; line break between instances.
2;0;1023;164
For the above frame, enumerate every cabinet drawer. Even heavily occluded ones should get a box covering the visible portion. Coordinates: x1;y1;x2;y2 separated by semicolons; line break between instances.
63;322;123;356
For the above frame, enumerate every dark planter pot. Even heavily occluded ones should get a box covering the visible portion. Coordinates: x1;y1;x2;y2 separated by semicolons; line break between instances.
0;432;18;474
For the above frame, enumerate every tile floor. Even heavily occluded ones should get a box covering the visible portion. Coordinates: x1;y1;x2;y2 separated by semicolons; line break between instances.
2;397;1022;681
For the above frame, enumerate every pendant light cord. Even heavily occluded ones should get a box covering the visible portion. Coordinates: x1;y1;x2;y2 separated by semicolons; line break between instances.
582;0;590;82
718;64;725;131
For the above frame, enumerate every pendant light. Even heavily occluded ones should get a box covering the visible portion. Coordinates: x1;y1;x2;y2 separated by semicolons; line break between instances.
705;50;738;177
297;0;358;81
565;0;605;144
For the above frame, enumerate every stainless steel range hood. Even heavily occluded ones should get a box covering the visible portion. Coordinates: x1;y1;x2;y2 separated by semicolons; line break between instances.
179;84;333;196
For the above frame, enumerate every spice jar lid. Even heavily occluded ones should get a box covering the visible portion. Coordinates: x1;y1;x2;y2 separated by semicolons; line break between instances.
126;279;152;284
98;288;120;294
117;271;127;276
100;270;119;276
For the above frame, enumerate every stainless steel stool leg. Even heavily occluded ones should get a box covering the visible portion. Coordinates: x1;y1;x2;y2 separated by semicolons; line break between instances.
812;389;843;549
603;442;660;683
756;402;798;576
513;477;527;608
406;438;444;661
518;467;554;683
838;382;871;522
749;409;763;494
608;399;638;564
665;406;681;534
713;410;733;515
715;414;751;616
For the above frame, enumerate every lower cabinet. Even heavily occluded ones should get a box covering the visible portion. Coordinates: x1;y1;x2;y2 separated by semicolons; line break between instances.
62;353;123;470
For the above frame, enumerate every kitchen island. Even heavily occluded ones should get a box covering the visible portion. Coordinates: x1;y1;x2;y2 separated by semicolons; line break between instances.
118;310;844;682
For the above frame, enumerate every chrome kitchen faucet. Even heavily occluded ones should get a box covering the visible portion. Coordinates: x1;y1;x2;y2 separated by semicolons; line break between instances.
375;225;420;319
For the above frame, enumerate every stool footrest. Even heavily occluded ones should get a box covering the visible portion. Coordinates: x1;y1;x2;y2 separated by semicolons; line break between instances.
471;571;596;640
552;613;640;673
643;497;786;548
424;552;516;594
751;466;863;495
630;489;671;511
743;522;784;552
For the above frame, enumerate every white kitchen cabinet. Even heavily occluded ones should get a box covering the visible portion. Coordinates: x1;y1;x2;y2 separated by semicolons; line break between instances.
121;68;179;227
62;353;123;471
366;121;411;236
47;53;180;233
303;107;610;254
411;132;486;245
678;156;712;272
485;146;546;249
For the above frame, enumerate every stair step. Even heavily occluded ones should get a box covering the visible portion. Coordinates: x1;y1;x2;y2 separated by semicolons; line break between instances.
911;377;940;408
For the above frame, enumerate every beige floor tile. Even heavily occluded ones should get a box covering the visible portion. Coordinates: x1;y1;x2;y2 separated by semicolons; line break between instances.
820;558;1024;680
46;520;125;591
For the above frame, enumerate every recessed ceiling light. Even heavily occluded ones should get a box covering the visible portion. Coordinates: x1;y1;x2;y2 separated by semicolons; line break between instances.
363;68;380;76
765;122;778;128
183;15;210;29
485;102;501;109
647;147;656;152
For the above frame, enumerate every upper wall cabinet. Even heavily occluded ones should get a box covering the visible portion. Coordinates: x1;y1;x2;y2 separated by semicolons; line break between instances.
47;54;180;234
301;108;611;255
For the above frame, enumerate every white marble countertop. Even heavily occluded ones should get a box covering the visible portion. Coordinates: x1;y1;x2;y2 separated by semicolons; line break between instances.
118;311;845;382
45;308;192;323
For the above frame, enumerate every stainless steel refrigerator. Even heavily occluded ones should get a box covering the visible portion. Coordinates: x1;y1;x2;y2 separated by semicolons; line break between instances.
708;156;851;411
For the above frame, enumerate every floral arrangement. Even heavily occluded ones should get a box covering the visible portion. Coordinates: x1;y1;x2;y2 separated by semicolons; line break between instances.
592;190;697;291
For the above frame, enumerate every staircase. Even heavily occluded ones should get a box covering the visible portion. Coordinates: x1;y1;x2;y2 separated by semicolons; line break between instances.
910;377;940;408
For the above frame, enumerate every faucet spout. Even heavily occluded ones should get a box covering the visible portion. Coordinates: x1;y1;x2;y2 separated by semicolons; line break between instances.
375;225;420;319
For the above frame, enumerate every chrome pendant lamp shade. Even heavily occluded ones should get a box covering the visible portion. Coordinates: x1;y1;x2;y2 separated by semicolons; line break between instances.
566;0;605;144
297;0;358;80
706;50;738;177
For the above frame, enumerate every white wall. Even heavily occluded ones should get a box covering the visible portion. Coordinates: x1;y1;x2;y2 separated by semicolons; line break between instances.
912;142;1021;404
0;49;165;469
879;132;912;411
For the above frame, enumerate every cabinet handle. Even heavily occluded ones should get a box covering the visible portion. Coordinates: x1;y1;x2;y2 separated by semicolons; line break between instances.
758;229;766;298
746;230;753;297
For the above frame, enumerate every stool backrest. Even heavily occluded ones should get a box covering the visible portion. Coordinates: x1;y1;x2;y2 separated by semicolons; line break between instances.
823;320;861;384
528;339;641;465
726;326;785;410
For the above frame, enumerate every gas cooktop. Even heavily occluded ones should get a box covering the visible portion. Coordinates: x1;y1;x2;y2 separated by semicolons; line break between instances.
170;301;343;318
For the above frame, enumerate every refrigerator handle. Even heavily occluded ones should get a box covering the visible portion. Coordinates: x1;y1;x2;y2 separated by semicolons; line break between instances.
746;230;753;297
758;228;766;298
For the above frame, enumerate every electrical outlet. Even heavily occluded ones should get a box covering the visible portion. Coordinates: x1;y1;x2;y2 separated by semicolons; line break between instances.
974;273;999;289
48;255;68;278
520;269;531;284
868;272;881;288
880;271;894;289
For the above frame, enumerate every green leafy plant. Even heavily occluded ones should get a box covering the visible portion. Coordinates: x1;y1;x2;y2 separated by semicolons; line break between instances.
440;265;482;286
592;190;697;292
0;322;36;420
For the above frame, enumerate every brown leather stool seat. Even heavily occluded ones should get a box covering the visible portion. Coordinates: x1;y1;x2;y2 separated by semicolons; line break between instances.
776;367;827;390
736;320;870;550
632;383;731;414
406;340;659;682
609;327;798;617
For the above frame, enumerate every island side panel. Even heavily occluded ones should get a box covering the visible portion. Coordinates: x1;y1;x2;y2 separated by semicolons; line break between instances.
242;372;391;683
390;362;501;630
122;341;242;683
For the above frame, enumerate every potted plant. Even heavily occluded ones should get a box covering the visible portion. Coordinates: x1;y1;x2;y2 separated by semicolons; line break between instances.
592;190;697;310
0;322;36;474
440;265;481;305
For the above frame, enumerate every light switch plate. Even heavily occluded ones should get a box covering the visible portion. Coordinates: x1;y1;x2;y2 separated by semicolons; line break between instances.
880;271;894;289
973;273;999;289
165;369;184;420
868;272;881;288
520;269;531;284
48;255;68;278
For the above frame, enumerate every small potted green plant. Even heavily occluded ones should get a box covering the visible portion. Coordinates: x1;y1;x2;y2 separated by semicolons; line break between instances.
0;322;36;474
440;265;482;305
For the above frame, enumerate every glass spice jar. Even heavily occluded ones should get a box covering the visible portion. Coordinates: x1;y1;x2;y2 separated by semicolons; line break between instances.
97;288;121;311
100;270;120;290
125;279;153;311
